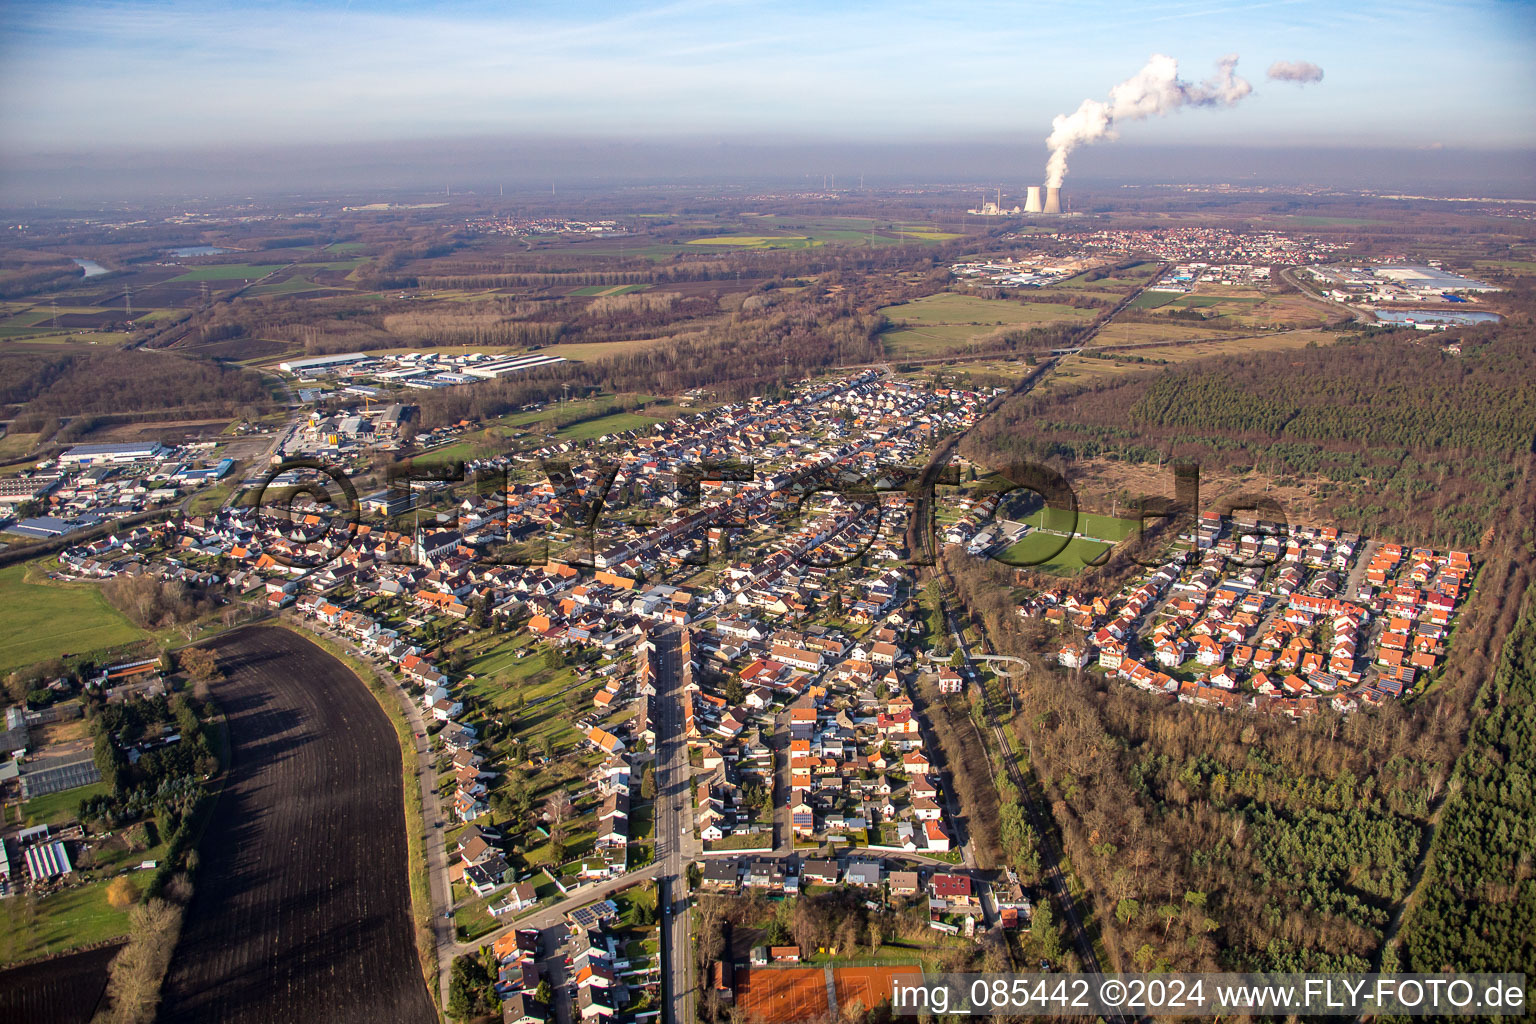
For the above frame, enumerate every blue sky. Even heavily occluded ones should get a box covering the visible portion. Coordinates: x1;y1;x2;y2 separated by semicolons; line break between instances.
1;0;1533;153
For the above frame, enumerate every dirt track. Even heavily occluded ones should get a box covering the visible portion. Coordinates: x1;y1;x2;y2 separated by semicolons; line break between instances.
157;625;434;1024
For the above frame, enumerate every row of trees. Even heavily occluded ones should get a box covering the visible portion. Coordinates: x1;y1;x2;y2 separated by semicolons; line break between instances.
1399;584;1536;975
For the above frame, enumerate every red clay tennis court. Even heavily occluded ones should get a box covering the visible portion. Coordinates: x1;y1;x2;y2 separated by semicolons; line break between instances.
735;965;928;1023
735;967;829;1024
833;966;925;1014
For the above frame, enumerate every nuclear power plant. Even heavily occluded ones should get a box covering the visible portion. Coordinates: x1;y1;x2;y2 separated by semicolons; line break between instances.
967;185;1066;217
966;189;1020;217
1021;184;1065;215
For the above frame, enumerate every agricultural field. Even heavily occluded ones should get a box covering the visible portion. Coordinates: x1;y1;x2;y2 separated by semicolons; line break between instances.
1054;261;1163;294
1132;287;1334;328
1091;318;1247;347
245;274;339;297
895;358;1040;382
0;942;122;1024
0;430;41;460
734;214;967;246
1470;259;1536;274
1038;326;1344;395
1033;353;1161;393
157;626;435;1024
0;562;147;675
1104;327;1344;362
572;284;649;296
1274;214;1389;226
168;263;289;282
686;235;821;249
877;292;1095;358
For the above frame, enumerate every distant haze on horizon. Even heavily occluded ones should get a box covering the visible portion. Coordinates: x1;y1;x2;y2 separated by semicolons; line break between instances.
1;0;1533;201
3;137;1535;204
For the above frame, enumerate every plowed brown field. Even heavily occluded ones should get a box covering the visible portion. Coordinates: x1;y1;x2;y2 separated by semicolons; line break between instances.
157;625;433;1024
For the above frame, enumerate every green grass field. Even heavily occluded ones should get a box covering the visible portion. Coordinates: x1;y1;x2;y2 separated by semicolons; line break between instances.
21;780;112;829
1055;264;1163;292
998;532;1110;575
184;479;239;515
1092;319;1244;347
301;258;367;272
879;293;1091;327
749;214;966;245
685;235;820;249
0;431;41;460
573;284;649;296
247;275;336;296
1021;507;1140;541
554;411;660;441
1;880;133;963
1129;291;1180;309
0;562;147;674
994;508;1141;575
877;292;1095;358
169;263;288;282
1169;294;1266;308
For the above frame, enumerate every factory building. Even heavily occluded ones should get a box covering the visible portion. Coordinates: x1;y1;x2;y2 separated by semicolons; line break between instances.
465;354;569;379
277;352;372;374
59;442;167;466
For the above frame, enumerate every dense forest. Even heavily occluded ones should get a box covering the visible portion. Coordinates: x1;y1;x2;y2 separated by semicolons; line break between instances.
941;379;1536;974
0;251;86;299
2;349;271;434
962;329;1536;548
1399;584;1536;977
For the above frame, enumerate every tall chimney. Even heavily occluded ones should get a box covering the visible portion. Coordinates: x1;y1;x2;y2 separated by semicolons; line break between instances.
1024;186;1043;213
1043;187;1063;214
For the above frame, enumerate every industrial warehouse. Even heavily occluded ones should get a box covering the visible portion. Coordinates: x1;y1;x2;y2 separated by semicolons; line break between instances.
276;349;568;389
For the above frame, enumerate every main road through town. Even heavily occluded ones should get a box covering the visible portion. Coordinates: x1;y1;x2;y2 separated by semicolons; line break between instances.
653;628;697;1024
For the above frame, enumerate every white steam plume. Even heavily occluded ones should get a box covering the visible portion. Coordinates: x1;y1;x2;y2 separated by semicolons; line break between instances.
1045;54;1254;188
1267;59;1325;84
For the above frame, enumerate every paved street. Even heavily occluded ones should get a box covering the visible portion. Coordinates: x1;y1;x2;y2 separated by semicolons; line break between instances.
653;629;696;1024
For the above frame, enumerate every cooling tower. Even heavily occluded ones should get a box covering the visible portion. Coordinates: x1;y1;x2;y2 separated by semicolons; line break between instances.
1043;187;1062;214
1024;186;1043;213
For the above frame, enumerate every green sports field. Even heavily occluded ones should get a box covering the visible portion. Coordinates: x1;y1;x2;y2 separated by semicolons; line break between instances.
997;533;1110;576
996;508;1141;574
1022;507;1140;542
